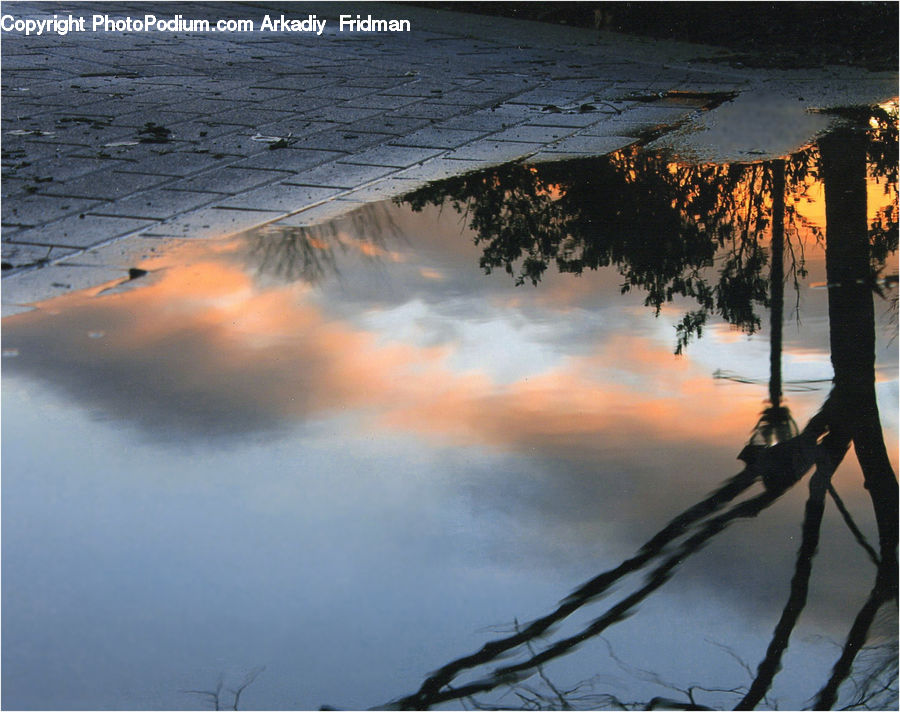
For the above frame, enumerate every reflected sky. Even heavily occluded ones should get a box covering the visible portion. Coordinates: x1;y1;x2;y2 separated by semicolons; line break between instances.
3;134;898;710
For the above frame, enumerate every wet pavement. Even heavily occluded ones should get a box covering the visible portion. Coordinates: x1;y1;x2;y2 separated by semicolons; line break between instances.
2;1;897;310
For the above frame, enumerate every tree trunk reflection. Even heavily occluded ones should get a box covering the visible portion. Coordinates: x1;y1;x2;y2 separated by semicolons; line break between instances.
386;114;897;711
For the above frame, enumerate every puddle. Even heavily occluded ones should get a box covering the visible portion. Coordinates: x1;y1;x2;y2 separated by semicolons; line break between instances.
2;110;898;710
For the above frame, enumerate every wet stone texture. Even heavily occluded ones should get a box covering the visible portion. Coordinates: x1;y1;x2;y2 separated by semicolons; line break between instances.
1;1;897;309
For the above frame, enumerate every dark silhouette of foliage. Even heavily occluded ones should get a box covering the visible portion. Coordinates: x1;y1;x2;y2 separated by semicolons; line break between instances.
244;204;397;285
183;112;896;711
417;3;898;70
399;105;896;355
385;117;898;711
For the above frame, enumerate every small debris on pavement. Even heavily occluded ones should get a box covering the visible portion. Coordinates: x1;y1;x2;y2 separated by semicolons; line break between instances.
138;122;172;143
251;132;297;150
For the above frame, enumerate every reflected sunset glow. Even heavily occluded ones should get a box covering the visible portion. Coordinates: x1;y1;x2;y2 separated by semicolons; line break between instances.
3;117;897;712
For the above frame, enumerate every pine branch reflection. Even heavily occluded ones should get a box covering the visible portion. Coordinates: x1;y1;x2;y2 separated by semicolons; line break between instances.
245;204;400;285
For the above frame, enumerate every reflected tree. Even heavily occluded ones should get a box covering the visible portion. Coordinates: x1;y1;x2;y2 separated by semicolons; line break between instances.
810;125;898;711
384;112;898;710
242;204;398;285
182;667;265;711
400;107;896;355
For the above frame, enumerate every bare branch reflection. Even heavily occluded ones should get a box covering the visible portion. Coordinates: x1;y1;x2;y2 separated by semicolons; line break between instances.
385;108;897;711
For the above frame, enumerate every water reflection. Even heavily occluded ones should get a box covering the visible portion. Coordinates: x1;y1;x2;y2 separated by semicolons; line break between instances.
246;206;399;287
383;110;897;710
1;110;897;711
401;105;897;356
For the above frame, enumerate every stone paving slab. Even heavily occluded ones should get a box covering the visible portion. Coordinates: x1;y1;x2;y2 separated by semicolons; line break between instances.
88;188;219;220
214;182;341;212
542;134;638;155
58;235;180;267
2;0;897;308
165;166;290;194
142;206;284;240
282;161;397;190
2;242;77;269
338;145;445;169
35;170;171;201
229;147;348;172
9;214;157;249
443;140;545;163
388;127;490;150
341;115;433;136
489;124;581;144
528;139;637;164
289;127;397;154
393;156;497;182
525;111;617;129
4;195;105;227
336;177;431;204
271;200;370;229
2;262;135;306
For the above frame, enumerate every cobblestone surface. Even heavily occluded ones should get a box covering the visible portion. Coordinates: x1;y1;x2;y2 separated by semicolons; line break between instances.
2;1;896;306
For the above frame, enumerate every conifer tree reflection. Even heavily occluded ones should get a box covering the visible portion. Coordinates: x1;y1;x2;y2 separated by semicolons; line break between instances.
243;204;396;285
738;159;800;464
389;112;897;710
400;112;895;355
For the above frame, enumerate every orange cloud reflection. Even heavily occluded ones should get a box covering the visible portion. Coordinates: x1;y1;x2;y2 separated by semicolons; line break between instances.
5;237;766;467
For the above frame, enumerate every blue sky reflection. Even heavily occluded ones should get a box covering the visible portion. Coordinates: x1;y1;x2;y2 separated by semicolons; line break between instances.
3;179;897;709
